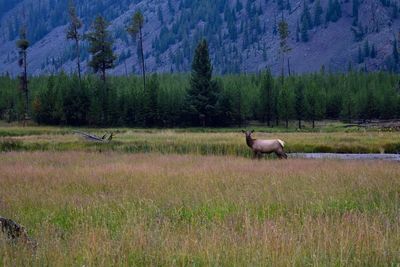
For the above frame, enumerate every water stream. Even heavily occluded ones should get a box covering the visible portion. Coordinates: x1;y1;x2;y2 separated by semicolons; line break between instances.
289;153;400;161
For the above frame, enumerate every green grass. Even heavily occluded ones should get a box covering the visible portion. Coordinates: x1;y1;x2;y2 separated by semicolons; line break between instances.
0;152;399;266
0;125;399;155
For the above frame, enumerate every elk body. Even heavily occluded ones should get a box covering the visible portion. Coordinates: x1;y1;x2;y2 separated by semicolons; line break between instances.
242;130;288;159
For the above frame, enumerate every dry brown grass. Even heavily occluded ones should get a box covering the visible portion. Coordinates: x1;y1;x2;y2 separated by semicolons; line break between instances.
0;152;399;266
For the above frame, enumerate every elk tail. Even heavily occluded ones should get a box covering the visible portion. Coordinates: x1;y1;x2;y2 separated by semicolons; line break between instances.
277;139;285;148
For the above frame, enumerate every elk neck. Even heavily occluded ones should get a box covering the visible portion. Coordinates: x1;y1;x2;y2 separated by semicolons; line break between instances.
246;136;255;148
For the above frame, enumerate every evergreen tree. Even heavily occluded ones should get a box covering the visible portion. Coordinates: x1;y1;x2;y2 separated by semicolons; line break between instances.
326;0;342;23
392;3;398;19
63;75;89;125
259;70;275;126
370;44;377;58
185;39;220;126
230;84;247;127
299;1;312;42
358;46;364;63
381;86;397;119
341;87;355;122
273;14;278;35
361;88;379;120
278;14;290;81
301;1;313;29
393;39;399;64
127;11;146;90
33;75;57;125
16;23;29;125
314;0;323;26
363;40;370;58
143;74;159;126
295;80;305;128
301;18;309;42
66;0;83;81
236;0;243;12
352;0;359;22
296;20;300;42
278;83;294;128
157;6;164;24
86;16;116;83
306;83;325;128
277;0;285;10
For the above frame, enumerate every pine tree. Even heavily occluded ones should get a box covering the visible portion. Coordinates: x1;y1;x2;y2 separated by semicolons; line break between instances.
393;39;399;64
66;0;83;81
16;23;29;125
358;46;364;63
86;16;116;83
326;0;342;23
157;6;164;24
301;18;309;42
259;70;275;126
127;11;146;90
144;74;159;126
300;1;312;42
295;81;305;129
306;83;325;128
236;0;243;12
392;3;398;19
230;84;246;127
363;40;370;58
278;83;294;128
278;14;290;81
273;14;278;35
370;44;377;58
314;0;323;26
301;1;313;29
352;0;359;22
185;39;220;126
277;0;285;10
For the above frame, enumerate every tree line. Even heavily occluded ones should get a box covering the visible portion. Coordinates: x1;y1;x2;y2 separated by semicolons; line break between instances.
1;62;399;128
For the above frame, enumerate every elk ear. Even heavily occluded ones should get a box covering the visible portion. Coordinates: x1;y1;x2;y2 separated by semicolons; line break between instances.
251;130;255;133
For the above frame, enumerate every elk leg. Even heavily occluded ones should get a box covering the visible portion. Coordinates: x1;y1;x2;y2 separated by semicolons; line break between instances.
276;151;288;160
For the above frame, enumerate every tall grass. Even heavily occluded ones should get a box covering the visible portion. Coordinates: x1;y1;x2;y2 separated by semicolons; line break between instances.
1;127;400;154
0;152;399;266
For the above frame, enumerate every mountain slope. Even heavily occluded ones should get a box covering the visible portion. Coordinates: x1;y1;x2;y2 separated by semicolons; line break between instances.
0;0;400;76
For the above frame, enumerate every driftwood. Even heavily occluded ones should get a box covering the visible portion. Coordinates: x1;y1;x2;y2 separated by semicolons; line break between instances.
0;216;37;248
74;130;114;142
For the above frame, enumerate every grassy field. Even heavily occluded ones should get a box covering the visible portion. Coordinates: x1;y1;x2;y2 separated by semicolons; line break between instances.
0;125;400;155
0;152;399;266
1;125;399;265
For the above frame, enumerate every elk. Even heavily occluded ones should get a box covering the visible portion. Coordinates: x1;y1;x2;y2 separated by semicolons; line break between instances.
242;130;288;159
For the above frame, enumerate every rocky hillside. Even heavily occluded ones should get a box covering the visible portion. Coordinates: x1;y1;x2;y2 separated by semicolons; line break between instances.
1;0;400;76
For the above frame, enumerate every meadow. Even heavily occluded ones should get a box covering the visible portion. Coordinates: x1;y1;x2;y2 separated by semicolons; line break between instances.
0;125;399;266
0;124;400;155
0;151;399;266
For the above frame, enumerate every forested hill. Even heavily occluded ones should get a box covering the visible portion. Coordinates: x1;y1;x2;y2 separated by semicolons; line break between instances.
1;0;400;76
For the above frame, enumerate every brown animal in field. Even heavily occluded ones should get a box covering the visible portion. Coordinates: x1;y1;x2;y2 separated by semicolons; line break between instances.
242;130;288;159
0;216;37;248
